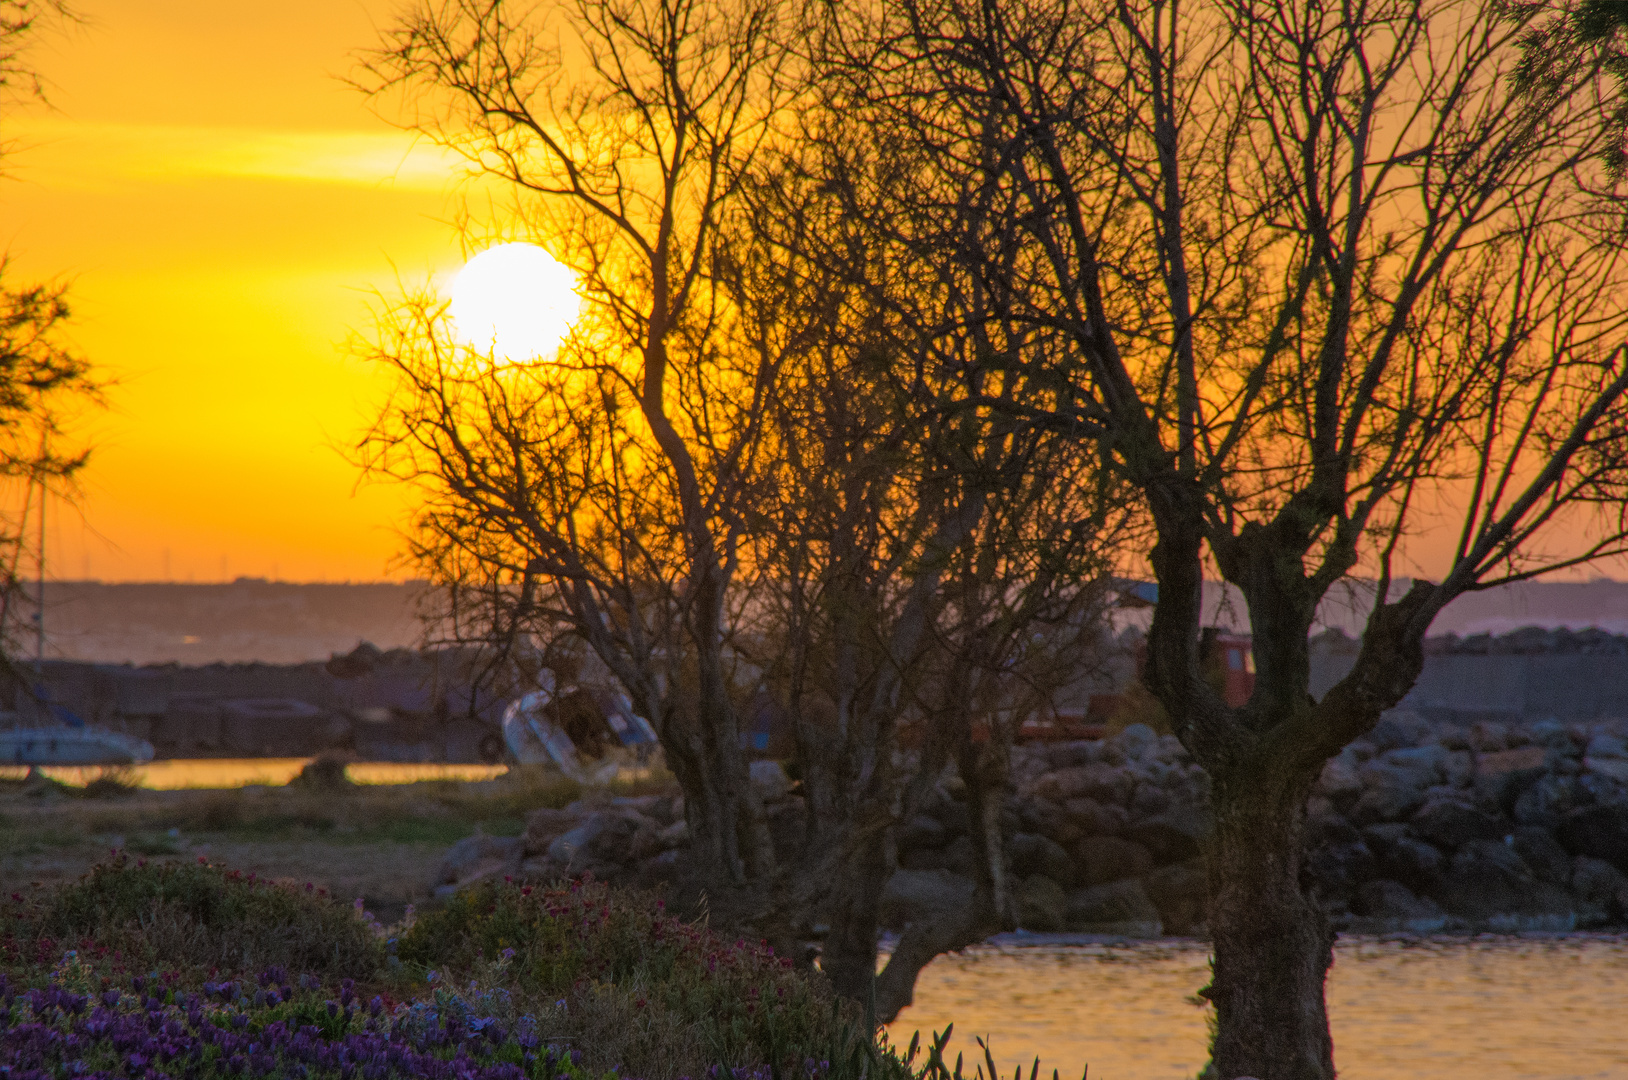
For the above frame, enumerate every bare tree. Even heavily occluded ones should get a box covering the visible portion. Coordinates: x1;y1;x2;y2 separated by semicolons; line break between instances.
732;120;1129;1018
821;0;1628;1074
357;0;801;882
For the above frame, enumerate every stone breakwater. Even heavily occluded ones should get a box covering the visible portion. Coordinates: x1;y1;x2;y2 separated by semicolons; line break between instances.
433;714;1628;937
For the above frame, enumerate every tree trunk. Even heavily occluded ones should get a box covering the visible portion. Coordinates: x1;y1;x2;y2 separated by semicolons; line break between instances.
1205;768;1335;1080
820;823;890;1004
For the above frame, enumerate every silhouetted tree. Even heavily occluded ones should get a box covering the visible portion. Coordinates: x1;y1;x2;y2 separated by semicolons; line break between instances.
819;0;1628;1074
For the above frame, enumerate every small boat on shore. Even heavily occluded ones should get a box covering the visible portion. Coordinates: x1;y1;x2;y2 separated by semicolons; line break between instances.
0;723;154;766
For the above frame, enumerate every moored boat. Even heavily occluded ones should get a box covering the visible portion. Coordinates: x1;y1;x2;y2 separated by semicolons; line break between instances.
0;724;154;766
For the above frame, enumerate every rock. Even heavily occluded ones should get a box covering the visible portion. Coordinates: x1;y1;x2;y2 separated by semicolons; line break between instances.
1578;772;1628;805
1410;794;1506;849
1370;711;1432;751
1510;827;1572;885
1064;879;1163;935
1469;721;1510;752
1351;879;1447;931
1353;748;1445;822
1015;875;1068;931
1141;860;1206;935
930;799;973;836
1370;831;1446;888
1129;783;1174;818
900;814;947;851
1124;804;1211;864
879;869;978;929
1583;756;1628;785
1529;719;1579;754
523;808;583;855
656;820;689;849
1015;796;1081;847
1556;803;1628;870
1473;744;1549;810
1010;832;1078;888
435;832;524;886
1571;856;1628;924
1425;839;1576;928
1443;751;1474;789
1111;723;1159;761
1073;835;1154;886
1513;774;1580;829
546;811;652;869
1586;733;1628;760
749;760;793;802
1035;764;1134;807
1315;752;1364;801
1062;797;1129;837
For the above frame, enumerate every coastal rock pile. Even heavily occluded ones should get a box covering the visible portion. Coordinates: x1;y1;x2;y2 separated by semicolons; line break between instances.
1303;710;1628;933
433;713;1628;937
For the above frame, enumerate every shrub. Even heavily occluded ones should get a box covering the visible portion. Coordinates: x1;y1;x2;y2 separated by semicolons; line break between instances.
397;879;860;1078
1;853;386;981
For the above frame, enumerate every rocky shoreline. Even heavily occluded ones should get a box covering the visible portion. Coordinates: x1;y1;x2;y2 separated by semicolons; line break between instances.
433;713;1628;940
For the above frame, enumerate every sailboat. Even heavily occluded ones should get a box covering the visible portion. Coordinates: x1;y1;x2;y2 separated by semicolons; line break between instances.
0;468;153;767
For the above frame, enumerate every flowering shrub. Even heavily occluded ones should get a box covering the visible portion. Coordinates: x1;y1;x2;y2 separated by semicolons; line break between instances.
3;853;384;981
397;880;852;1078
0;860;916;1080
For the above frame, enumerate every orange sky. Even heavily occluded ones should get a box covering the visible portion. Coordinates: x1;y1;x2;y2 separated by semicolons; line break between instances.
4;0;470;582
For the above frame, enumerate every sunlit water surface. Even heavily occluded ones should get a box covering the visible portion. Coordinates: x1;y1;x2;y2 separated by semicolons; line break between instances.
0;759;511;788
884;936;1628;1080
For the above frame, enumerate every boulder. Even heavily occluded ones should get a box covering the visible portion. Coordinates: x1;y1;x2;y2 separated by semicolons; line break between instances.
1556;803;1628;870
879;869;978;930
435;832;524;887
1474;745;1549;811
1442;751;1474;790
1510;827;1572;885
1073;834;1155;886
749;760;793;802
1370;831;1446;889
1017;797;1084;848
1469;720;1510;753
1351;879;1447;932
1141;861;1207;936
1063;797;1129;837
1124;804;1211;864
1529;719;1579;754
1586;733;1628;760
1129;783;1174;818
1571;856;1628;925
1010;832;1078;888
1064;879;1163;936
1315;752;1364;801
1425;839;1575;929
1409;794;1506;849
1512;774;1580;829
1015;875;1068;932
1111;723;1160;762
546;811;653;869
1369;711;1433;751
523;808;584;855
1583;756;1628;785
1578;772;1628;805
1035;763;1134;807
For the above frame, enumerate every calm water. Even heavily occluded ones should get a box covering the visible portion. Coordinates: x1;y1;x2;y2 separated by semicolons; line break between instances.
0;759;511;788
884;936;1628;1080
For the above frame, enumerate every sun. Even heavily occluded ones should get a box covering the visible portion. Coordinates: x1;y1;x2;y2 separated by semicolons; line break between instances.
449;242;582;362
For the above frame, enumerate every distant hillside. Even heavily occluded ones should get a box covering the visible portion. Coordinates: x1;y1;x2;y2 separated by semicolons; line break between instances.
36;581;428;664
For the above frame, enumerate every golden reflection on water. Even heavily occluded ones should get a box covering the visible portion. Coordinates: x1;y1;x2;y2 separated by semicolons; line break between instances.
0;759;511;788
885;937;1628;1080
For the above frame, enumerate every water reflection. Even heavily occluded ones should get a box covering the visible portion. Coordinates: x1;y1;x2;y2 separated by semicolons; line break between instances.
885;936;1628;1080
0;759;511;788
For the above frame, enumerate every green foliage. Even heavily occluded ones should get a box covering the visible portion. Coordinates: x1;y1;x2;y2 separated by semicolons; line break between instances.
1;853;387;980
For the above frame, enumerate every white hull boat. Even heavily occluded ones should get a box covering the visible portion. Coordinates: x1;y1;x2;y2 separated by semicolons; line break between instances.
0;726;155;766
